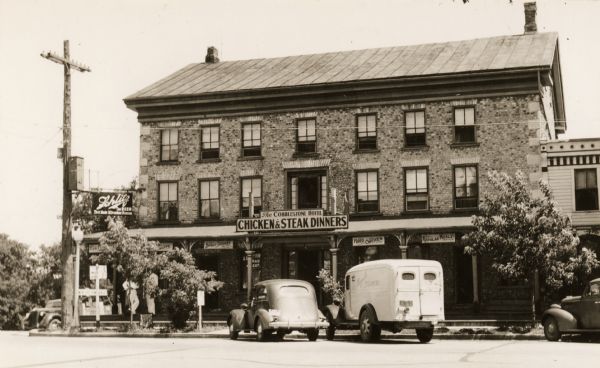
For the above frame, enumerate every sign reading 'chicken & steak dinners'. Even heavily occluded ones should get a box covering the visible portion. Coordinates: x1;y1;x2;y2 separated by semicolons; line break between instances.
236;210;348;232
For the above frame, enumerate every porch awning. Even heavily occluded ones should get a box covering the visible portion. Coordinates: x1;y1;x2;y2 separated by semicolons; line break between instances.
83;216;474;242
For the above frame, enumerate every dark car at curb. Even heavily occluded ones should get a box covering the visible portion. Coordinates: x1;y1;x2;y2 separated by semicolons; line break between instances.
542;278;600;341
227;279;329;341
23;299;62;331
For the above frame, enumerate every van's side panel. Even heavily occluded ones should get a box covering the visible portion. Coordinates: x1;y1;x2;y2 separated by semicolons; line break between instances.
348;266;391;320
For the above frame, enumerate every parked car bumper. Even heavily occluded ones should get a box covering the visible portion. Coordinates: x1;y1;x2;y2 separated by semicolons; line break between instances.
268;320;329;329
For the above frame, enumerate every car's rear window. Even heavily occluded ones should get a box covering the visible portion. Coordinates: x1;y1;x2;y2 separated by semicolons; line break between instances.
402;273;415;280
424;272;436;281
279;286;310;296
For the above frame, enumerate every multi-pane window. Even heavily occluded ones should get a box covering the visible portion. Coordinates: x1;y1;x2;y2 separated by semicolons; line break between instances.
454;107;476;143
356;171;379;212
405;111;426;147
296;118;316;153
405;168;428;211
241;177;262;217
160;129;179;161
158;182;178;221
454;165;478;209
575;169;599;211
199;179;220;219
200;126;219;160
356;114;377;150
242;123;261;157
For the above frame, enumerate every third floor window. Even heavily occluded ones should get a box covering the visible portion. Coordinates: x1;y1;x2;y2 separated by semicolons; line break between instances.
405;111;426;147
200;126;220;160
160;129;179;162
242;123;261;157
296;118;316;154
356;114;377;150
454;107;476;144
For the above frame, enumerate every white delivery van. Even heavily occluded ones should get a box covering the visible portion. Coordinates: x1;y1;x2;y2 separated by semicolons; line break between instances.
323;259;444;343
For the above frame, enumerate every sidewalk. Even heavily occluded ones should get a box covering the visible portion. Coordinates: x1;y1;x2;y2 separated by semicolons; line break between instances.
30;324;546;341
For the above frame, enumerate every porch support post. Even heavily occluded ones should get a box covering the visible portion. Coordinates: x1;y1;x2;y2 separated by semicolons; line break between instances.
245;249;255;301
397;232;408;259
471;255;479;304
328;235;339;280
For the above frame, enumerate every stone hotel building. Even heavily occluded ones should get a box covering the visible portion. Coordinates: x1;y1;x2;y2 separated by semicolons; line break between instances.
122;4;566;316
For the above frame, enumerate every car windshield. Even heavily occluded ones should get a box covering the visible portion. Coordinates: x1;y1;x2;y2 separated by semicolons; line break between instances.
279;285;310;297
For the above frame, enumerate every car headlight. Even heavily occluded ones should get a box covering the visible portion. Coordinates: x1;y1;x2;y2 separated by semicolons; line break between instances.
39;312;46;318
268;309;280;321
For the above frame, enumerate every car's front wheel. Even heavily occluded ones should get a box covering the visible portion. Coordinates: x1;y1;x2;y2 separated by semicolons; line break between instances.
544;317;561;341
416;327;434;343
359;308;381;343
228;322;239;340
307;329;319;341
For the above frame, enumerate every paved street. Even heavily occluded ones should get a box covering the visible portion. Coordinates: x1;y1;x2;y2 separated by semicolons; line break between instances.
1;331;599;368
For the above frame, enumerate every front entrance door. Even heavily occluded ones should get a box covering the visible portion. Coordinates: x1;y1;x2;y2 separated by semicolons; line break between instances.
454;246;473;304
285;248;328;305
196;255;219;310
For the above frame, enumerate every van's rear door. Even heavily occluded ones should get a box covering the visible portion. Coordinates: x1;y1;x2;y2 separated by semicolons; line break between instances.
419;266;443;317
395;267;421;320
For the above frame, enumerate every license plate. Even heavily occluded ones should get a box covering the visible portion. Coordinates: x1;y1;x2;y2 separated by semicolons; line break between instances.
399;300;413;307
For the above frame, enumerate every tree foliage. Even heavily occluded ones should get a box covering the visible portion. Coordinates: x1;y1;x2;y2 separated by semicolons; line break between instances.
155;249;224;328
0;234;36;330
28;243;62;307
462;171;598;314
317;268;344;304
91;218;223;328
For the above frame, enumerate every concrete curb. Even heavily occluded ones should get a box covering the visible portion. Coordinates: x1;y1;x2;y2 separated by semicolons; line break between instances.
29;330;546;341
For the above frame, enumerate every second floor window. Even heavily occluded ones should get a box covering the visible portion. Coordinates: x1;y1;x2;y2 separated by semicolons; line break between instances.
405;168;428;211
405;111;426;147
199;179;220;218
454;107;476;144
356;114;377;150
160;129;178;161
200;126;219;160
454;165;478;209
356;171;379;212
575;169;599;211
241;177;262;217
296;118;316;153
159;182;178;221
242;123;261;157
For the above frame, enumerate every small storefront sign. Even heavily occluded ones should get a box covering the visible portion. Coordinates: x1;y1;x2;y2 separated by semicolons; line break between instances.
421;233;456;244
352;236;385;247
79;288;108;297
89;265;107;280
92;192;133;216
88;244;101;254
204;240;234;250
236;214;348;232
157;242;173;252
260;209;323;218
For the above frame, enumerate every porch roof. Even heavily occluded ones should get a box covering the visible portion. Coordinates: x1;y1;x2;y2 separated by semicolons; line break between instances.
83;216;473;242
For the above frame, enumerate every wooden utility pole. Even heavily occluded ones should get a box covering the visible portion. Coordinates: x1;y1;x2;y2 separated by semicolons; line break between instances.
41;40;90;330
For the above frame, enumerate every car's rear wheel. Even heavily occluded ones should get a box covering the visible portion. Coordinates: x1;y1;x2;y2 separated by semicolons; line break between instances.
416;327;434;343
544;317;561;341
47;318;61;331
359;309;381;342
256;319;270;342
228;321;239;340
307;329;319;341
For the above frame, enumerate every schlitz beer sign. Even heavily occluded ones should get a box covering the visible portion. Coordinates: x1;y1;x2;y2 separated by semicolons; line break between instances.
92;192;133;216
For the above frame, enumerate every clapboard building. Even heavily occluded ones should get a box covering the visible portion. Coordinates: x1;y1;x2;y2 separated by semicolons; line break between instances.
122;3;566;317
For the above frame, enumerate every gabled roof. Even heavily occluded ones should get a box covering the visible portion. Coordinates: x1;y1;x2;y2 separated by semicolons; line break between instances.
126;32;558;101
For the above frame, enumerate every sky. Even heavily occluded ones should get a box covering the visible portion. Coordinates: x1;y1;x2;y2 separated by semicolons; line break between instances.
1;0;599;248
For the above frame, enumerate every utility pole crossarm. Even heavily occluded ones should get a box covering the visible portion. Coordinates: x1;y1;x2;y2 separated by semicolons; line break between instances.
41;51;91;72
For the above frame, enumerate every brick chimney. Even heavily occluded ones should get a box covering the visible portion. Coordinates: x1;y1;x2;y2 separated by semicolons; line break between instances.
205;46;219;63
524;2;537;33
